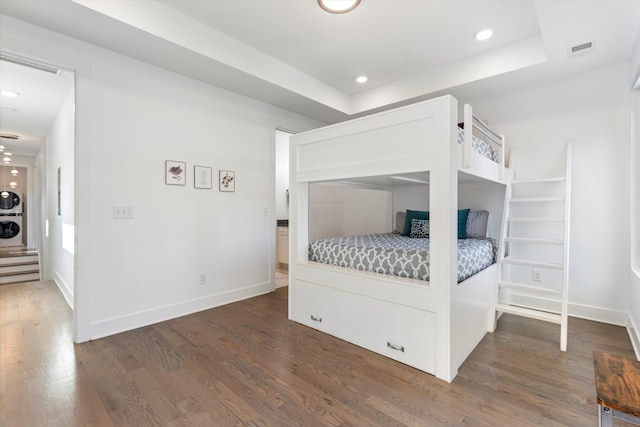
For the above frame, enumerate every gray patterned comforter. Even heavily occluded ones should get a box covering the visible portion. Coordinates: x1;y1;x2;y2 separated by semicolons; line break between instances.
308;233;497;283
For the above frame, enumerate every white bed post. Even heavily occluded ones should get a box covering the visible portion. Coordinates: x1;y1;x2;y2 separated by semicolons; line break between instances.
462;104;472;170
431;96;459;382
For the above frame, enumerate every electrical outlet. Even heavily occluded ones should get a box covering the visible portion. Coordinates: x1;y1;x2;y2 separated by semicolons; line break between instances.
113;206;134;219
199;273;207;285
532;270;542;282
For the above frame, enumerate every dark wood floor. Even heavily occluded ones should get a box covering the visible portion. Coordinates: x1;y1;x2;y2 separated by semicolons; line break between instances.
1;280;636;426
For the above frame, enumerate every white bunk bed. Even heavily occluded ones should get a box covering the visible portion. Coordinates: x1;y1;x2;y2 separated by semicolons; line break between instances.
288;95;506;382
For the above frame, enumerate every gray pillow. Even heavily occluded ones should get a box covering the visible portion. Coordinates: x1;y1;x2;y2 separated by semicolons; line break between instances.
394;211;406;233
466;210;489;239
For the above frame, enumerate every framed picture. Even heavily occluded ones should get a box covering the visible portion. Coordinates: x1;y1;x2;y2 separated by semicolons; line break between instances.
194;165;212;189
219;170;235;192
165;160;186;185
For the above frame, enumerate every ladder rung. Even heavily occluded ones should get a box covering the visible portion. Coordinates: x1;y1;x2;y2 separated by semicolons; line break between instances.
507;217;564;223
503;237;564;245
501;258;563;269
512;177;566;184
510;197;565;203
498;281;562;295
495;303;562;324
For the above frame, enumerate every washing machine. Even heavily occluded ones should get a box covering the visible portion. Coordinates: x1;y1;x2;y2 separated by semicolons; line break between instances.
0;189;23;246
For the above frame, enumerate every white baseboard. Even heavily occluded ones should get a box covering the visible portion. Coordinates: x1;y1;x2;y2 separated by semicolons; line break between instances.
628;314;640;360
89;281;274;340
508;292;628;326
53;271;73;310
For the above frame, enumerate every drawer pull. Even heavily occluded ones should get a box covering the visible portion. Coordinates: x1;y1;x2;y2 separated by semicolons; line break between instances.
387;341;405;352
310;315;322;323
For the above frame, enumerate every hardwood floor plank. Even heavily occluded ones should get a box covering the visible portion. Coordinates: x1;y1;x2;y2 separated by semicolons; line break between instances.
2;281;638;426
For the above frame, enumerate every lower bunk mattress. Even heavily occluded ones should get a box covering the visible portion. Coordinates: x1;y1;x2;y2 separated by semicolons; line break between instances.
308;233;497;282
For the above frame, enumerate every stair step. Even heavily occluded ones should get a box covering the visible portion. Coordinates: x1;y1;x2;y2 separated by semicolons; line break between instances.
0;262;39;274
501;258;563;270
510;197;565;203
503;237;564;245
0;269;39;277
495;303;562;324
0;272;40;284
0;260;39;267
512;177;566;184
498;281;562;295
0;255;39;265
507;217;564;223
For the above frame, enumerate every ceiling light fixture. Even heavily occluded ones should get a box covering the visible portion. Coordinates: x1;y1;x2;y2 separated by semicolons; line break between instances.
10;169;18;176
356;75;368;84
318;0;361;14
474;29;493;41
1;90;20;97
9;182;16;188
3;157;11;163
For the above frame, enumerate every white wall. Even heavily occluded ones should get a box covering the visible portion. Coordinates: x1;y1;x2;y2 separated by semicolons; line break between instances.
45;89;75;306
466;62;631;325
0;15;323;341
308;184;392;241
629;32;640;357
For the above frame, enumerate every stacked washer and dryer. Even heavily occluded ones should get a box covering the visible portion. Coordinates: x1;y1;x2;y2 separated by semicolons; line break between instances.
0;189;23;246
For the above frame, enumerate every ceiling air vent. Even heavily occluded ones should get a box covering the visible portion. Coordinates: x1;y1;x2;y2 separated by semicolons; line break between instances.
0;51;61;75
0;133;19;140
568;41;595;58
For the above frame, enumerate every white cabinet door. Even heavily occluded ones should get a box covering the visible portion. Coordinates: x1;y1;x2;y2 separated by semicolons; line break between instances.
277;227;289;265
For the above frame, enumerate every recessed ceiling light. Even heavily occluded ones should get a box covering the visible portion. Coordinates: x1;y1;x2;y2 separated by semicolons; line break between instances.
356;75;368;84
318;0;361;14
474;29;493;41
3;152;12;156
1;90;20;97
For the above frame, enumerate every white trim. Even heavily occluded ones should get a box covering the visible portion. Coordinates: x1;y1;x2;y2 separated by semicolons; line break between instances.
628;313;640;360
509;292;628;326
53;271;73;309
89;281;273;340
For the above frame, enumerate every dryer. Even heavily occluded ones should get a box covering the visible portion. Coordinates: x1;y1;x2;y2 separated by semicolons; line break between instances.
0;189;23;246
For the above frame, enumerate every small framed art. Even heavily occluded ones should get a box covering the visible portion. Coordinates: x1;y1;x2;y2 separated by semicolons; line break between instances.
165;160;186;185
194;165;212;189
219;170;235;192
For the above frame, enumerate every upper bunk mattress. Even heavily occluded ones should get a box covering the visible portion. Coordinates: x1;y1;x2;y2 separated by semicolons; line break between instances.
457;127;499;162
308;233;496;283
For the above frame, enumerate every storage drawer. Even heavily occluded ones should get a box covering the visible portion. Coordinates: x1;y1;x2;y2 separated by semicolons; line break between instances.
339;293;435;374
291;280;340;334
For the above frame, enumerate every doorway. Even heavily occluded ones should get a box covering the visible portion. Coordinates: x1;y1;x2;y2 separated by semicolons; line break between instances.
275;129;293;288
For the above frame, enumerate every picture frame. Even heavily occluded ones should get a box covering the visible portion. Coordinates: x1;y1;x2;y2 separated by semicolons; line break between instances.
194;165;212;189
165;160;186;185
219;170;235;192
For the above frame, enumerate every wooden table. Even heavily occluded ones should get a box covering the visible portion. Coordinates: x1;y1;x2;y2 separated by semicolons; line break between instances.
593;351;640;427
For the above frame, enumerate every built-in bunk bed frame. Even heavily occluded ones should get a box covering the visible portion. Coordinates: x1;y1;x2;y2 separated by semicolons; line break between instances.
288;95;506;382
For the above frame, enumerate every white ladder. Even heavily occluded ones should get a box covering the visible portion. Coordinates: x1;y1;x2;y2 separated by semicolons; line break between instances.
492;145;572;351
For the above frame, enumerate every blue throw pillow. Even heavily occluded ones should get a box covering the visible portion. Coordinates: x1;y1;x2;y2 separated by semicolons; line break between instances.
402;209;429;236
458;209;470;239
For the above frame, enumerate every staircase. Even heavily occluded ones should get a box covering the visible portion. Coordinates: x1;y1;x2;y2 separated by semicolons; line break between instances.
0;247;41;284
492;145;572;351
